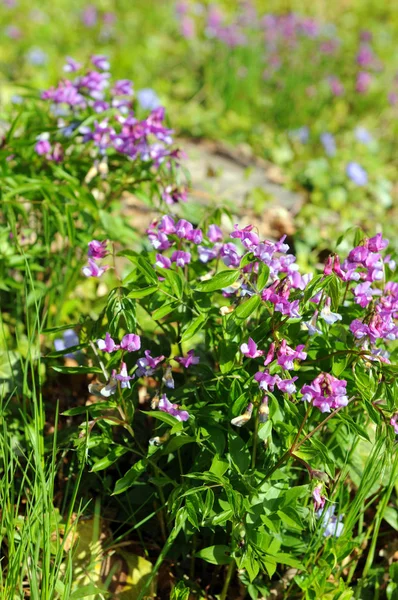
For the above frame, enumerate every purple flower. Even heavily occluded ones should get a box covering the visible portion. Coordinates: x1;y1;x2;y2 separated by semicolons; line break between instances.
175;219;193;239
88;240;108;260
320;132;336;156
158;394;190;421
187;228;203;244
120;334;141;352
356;71;372;94
353;282;374;308
136;350;165;377
114;361;134;389
137;88;161;110
54;329;79;358
357;45;374;67
346;162;368;186
220;243;240;267
82;259;108;278
240;337;264;358
162;366;175;389
35;137;52;156
289;126;309;143
313;484;326;512
155;254;171;269
277;340;307;370
81;4;97;27
97;333;119;353
263;343;275;366
171;251;191;267
207;224;223;243
230;224;259;249
391;415;398;435
368;233;388;252
91;54;110;71
328;76;344;96
255;370;280;392
231;402;253;427
180;15;196;39
301;373;348;413
112;79;133;96
158;215;176;234
63;57;81;73
175;350;200;368
198;244;220;263
148;231;171;251
162;186;187;205
277;377;298;395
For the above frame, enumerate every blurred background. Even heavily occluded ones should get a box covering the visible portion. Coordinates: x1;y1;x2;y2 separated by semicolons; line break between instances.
1;0;397;254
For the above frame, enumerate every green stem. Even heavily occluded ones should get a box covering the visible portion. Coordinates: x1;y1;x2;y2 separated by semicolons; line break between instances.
220;559;236;600
251;406;259;469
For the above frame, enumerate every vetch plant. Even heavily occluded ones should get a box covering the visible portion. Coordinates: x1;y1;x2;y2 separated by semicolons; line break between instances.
53;210;398;598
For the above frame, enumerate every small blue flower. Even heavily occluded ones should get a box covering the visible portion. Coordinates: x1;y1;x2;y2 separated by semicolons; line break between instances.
355;126;373;145
26;47;48;66
346;162;368;186
320;132;336;156
317;505;344;538
136;88;161;111
54;329;79;358
289;126;309;144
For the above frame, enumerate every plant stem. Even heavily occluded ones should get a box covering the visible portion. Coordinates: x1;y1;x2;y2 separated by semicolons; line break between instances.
251;406;259;469
220;559;236;600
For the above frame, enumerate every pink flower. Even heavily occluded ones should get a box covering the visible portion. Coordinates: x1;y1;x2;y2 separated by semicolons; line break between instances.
390;415;398;435
240;337;264;358
277;377;298;395
158;215;176;234
263;343;275;366
175;219;193;239
88;239;108;259
313;485;326;511
120;334;141;352
171;251;191;267
187;228;203;244
82;258;108;278
63;57;82;73
301;373;348;413
114;361;134;389
368;233;388;252
97;333;119;353
175;349;200;368
91;54;110;71
207;224;223;243
155;254;171;269
255;370;280;392
277;340;307;370
136;350;165;376
35;137;51;156
356;71;372;94
158;394;190;421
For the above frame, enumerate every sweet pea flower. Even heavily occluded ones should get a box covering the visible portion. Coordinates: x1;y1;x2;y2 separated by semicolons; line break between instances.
317;505;344;538
112;79;133;96
175;350;200;368
258;396;269;423
277;340;307;370
255;370;280;392
301;373;348;413
88;239;108;259
82;258;108;278
277;377;298;395
240;338;264;358
148;231;171;251
155;254;171;269
368;233;388;252
171;251;191;267
263;342;275;366
302;312;322;336
63;57;81;73
319;297;342;324
231;402;253;427
220;243;241;267
175;219;193;239
136;350;165;377
120;334;141;352
158;215;176;234
91;54;110;71
346;162;368;186
312;484;326;512
158;394;190;421
356;71;372;94
207;224;223;243
353;282;374;308
114;362;134;388
187;228;203;244
197;244;220;263
97;333;119;353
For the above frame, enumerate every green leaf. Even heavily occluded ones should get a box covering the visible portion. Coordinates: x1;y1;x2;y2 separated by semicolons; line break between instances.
195;545;232;565
219;340;238;374
70;585;108;599
234;295;261;319
383;507;398;531
162;269;184;299
142;410;183;427
258;420;272;441
257;263;270;292
152;303;178;320
180;314;206;342
52;365;102;375
127;285;158;299
91;445;129;472
195;270;240;293
112;460;147;495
